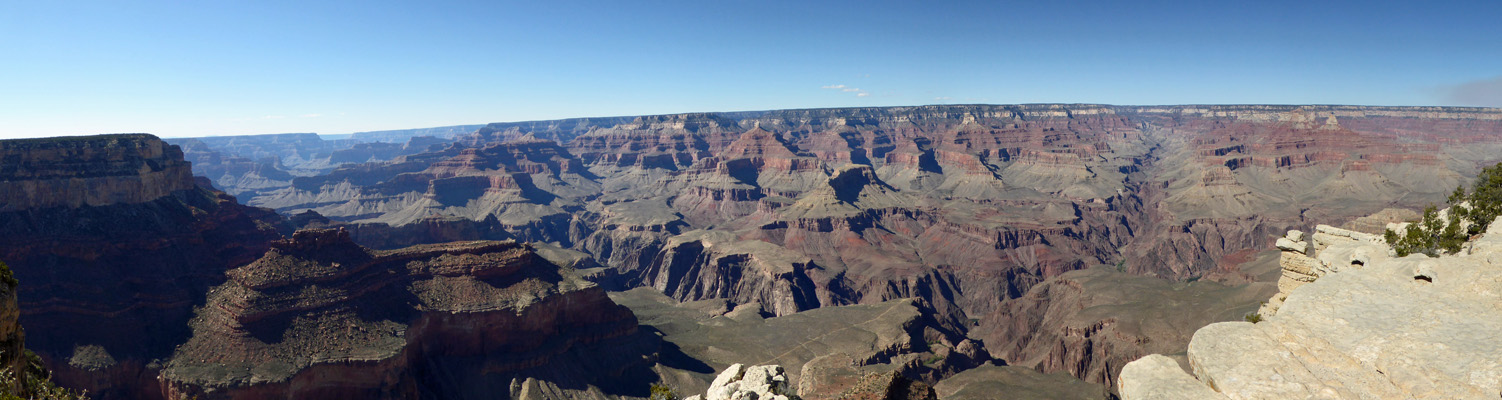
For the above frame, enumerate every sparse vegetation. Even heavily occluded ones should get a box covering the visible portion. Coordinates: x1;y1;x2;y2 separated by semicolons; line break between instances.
0;351;89;400
1386;162;1502;257
648;383;678;400
0;262;15;288
1244;313;1262;324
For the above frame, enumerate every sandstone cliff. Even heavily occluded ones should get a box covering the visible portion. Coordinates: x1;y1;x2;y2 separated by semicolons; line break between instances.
1118;220;1502;399
0;134;196;211
159;229;655;399
0;134;286;398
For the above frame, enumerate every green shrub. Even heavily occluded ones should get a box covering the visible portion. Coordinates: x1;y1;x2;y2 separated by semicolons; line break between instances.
0;355;89;400
1388;162;1502;257
649;383;678;400
0;262;15;288
1244;313;1262;324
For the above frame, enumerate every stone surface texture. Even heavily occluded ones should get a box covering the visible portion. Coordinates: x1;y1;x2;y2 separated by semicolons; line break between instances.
0;134;195;211
1120;217;1502;399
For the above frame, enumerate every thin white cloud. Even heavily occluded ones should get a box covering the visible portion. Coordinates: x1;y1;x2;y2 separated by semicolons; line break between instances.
261;115;285;119
935;97;953;101
1438;76;1502;107
823;83;869;97
302;113;323;118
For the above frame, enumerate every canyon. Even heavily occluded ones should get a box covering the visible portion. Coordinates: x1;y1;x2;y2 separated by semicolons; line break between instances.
1;103;1499;398
197;104;1502;390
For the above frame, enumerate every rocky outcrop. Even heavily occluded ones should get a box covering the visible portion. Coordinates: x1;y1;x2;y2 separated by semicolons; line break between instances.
686;364;801;400
0;134;196;211
0;134;286;398
684;363;937;400
1258;225;1384;317
1119;217;1502;399
159;229;654;399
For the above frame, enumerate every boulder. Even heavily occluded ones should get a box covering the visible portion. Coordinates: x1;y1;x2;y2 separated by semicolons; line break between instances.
700;363;800;400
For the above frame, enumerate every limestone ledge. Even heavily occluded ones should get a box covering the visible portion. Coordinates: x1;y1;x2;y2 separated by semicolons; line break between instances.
1120;217;1502;399
0;134;195;211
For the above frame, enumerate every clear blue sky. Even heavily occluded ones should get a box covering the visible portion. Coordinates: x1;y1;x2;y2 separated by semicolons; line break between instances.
2;1;1499;139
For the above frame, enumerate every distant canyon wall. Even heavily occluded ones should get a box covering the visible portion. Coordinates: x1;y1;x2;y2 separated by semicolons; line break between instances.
0;134;196;211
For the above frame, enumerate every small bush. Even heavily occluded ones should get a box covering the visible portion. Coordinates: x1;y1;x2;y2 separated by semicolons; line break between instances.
1388;162;1502;257
649;383;678;400
0;355;89;400
1244;313;1263;324
0;261;16;288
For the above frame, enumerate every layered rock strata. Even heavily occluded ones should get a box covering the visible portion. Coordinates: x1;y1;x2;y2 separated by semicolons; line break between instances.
0;134;285;398
159;229;653;399
1119;217;1502;399
176;104;1502;387
0;134;196;211
973;262;1277;390
1258;225;1382;317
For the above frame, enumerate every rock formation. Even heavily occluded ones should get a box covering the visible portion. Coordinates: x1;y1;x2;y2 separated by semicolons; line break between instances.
0;134;196;211
612;288;989;397
973;263;1276;390
683;363;938;400
167;104;1502;388
1258;224;1383;317
169;132;456;198
0;134;286;398
159;229;655;399
687;364;800;400
1118;217;1502;399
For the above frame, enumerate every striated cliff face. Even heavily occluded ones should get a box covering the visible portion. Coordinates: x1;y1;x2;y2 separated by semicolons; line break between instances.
0;134;286;398
175;104;1502;388
159;229;655;399
1119;220;1502;399
0;134;196;211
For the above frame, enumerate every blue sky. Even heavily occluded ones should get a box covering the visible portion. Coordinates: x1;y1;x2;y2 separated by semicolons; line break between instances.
1;1;1499;139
